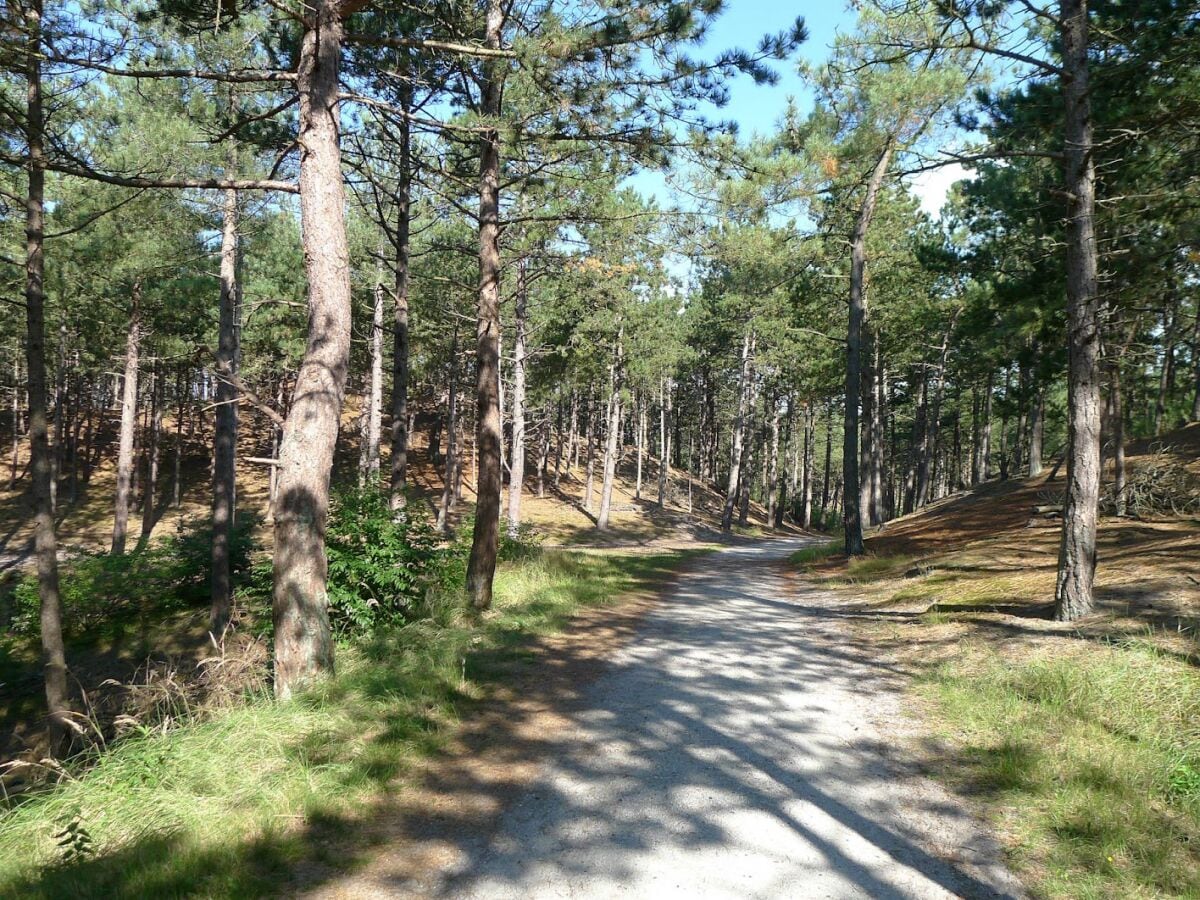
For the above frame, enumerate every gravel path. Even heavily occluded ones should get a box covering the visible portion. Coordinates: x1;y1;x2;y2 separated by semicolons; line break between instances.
322;538;1021;899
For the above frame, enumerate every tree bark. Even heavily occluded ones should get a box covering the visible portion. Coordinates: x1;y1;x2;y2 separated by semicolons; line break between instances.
465;0;506;611
1028;387;1044;476
111;284;141;556
272;1;353;697
139;365;161;544
766;397;781;526
721;329;754;531
844;139;893;556
1054;0;1102;622
24;0;69;754
596;333;624;530
437;328;459;532
1110;360;1126;515
584;395;597;513
359;279;384;483
802;401;814;529
656;376;672;507
507;261;528;531
210;179;240;635
389;81;413;510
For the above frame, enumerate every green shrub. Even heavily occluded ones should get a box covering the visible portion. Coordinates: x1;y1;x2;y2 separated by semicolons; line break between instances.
11;516;257;637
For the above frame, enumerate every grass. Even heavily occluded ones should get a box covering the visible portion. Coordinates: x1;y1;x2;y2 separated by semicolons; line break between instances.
924;641;1200;898
0;547;698;898
788;538;843;567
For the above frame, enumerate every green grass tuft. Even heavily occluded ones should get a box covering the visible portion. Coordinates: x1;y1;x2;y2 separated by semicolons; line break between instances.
0;548;697;898
924;642;1200;898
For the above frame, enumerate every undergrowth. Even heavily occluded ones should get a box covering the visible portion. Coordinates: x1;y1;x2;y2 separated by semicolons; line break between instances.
924;642;1200;898
0;547;694;898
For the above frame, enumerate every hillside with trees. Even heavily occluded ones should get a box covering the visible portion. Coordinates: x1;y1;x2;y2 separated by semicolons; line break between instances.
0;0;1198;896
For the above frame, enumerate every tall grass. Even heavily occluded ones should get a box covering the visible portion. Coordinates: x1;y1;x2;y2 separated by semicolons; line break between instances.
0;548;694;898
926;641;1200;898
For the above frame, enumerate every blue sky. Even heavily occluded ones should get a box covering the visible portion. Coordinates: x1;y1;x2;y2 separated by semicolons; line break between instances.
635;0;968;218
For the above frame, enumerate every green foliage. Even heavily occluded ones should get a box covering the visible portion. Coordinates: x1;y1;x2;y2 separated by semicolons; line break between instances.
0;549;699;898
926;643;1200;897
11;518;257;637
323;487;449;636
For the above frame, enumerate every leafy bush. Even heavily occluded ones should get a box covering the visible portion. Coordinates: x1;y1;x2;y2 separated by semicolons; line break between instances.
11;516;257;636
322;486;458;636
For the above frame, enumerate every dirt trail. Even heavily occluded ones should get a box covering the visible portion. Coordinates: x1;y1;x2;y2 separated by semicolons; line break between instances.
312;539;1021;899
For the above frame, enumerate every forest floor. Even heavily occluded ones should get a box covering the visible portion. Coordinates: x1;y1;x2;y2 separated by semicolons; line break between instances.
795;422;1200;898
300;537;1020;899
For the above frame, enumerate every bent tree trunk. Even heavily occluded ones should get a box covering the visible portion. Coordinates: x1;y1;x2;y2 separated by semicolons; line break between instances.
1054;0;1102;622
111;284;141;556
25;0;69;754
272;2;353;698
211;181;240;636
844;139;893;556
465;0;506;610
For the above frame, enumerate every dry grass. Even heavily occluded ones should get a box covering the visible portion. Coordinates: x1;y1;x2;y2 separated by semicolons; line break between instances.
798;423;1200;898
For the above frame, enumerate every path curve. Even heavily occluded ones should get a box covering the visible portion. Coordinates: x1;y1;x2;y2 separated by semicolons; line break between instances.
329;538;1021;899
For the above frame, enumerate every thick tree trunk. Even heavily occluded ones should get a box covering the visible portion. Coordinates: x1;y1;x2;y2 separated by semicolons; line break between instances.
111;285;141;556
507;262;528;532
1054;0;1102;622
721;330;754;531
359;280;384;483
210;181;240;635
465;0;506;611
272;2;353;697
24;0;69;754
389;83;413;510
844;140;893;556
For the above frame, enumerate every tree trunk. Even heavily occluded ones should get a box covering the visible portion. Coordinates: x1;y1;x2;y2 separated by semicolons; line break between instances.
437;329;459;532
870;341;885;524
1028;387;1044;476
465;0;506;611
24;0;69;754
272;1;353;697
766;397;781;526
802;402;814;529
584;395;597;513
10;354;20;489
844;139;893;556
821;401;833;517
359;280;384;484
1110;361;1126;515
210;180;240;635
139;366;161;544
1154;304;1174;436
389;81;413;510
507;261;528;532
981;371;993;481
1054;0;1102;622
173;369;183;508
1191;306;1200;422
536;409;550;499
656;376;672;507
721;329;754;531
111;284;141;556
596;334;623;530
635;392;645;500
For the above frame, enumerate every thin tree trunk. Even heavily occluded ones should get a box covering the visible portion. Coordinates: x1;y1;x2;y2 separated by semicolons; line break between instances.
437;329;459;532
1028;387;1044;476
1111;361;1126;515
173;369;183;508
722;330;754;531
359;280;384;483
635;392;645;500
821;400;833;517
507;260;528;532
844;139;893;556
1055;0;1102;621
802;402;814;529
111;284;141;556
1191;307;1200;422
536;409;550;499
10;354;19;489
139;366;161;543
272;1;353;697
596;334;624;530
210;178;240;635
389;81;413;510
766;397;781;526
584;395;597;513
24;0;69;754
465;0;506;611
656;376;672;507
1154;304;1174;435
981;371;993;481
